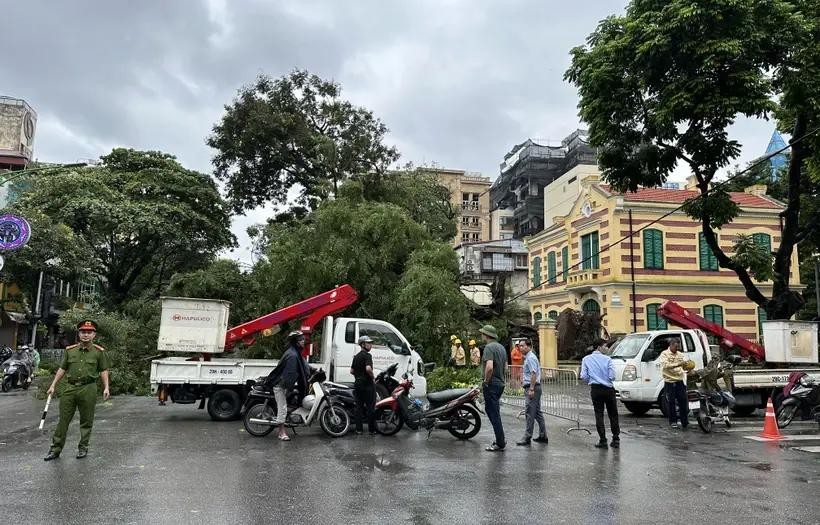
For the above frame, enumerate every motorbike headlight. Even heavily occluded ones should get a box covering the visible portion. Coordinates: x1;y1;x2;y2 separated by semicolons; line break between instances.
622;365;637;382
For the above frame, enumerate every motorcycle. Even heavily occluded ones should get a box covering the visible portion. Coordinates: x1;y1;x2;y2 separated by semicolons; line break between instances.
2;358;31;392
241;369;351;438
375;363;401;400
687;358;737;433
373;371;483;440
776;372;820;428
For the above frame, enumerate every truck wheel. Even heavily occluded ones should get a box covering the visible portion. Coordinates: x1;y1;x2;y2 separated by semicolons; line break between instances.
730;406;756;417
623;402;651;416
207;389;241;421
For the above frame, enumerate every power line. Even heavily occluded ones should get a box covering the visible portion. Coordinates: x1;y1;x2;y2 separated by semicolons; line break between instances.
505;125;820;306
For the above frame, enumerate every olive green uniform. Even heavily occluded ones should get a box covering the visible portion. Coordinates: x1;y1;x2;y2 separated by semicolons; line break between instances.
49;343;110;454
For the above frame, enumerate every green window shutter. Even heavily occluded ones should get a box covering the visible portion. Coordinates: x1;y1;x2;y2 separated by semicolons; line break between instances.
646;303;668;330
757;307;767;341
532;256;541;287
643;229;664;269
561;246;569;281
582;232;599;270
699;232;718;271
703;305;724;326
591;232;599;269
547;252;557;284
752;233;772;253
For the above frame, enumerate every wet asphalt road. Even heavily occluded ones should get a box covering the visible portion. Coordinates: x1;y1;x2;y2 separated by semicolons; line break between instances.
1;388;819;525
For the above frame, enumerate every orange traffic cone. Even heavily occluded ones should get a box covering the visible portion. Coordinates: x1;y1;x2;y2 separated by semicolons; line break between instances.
760;397;783;440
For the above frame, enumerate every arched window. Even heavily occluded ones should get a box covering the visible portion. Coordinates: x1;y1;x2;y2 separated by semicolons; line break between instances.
702;304;724;326
582;299;600;314
548;310;559;320
533;312;543;322
643;229;664;269
646;303;668;330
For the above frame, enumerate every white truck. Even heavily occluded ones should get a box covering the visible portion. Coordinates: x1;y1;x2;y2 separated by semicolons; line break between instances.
611;325;820;416
149;286;429;421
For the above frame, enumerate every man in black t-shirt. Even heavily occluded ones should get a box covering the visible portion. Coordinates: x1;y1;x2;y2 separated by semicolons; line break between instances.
350;335;377;435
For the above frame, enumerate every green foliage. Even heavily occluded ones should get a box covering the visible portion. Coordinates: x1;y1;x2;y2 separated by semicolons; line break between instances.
680;189;740;229
167;259;261;325
11;149;235;307
425;366;482;392
732;235;774;282
565;0;819;319
208;70;400;212
392;243;470;362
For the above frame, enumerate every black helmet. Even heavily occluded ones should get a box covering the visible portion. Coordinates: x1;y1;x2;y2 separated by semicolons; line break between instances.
287;330;305;341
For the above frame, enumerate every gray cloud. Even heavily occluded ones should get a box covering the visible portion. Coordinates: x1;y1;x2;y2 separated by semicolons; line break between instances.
1;0;776;262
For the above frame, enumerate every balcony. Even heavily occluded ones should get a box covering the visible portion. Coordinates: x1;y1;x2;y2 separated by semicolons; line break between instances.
565;267;602;293
461;201;482;213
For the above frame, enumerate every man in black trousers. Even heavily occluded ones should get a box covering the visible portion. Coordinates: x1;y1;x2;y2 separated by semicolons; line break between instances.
580;339;620;449
351;335;377;435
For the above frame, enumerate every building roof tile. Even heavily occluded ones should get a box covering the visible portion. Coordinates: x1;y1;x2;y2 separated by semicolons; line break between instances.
598;185;783;209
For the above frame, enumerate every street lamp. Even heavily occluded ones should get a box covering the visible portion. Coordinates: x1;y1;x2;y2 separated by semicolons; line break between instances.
0;162;87;187
814;252;820;319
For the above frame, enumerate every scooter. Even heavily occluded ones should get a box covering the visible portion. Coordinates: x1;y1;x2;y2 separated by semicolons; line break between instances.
2;358;31;392
241;369;351;438
777;372;820;428
373;371;483;440
687;358;736;433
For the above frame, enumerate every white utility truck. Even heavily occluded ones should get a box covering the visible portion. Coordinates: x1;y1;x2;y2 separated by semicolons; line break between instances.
149;285;429;420
611;301;820;416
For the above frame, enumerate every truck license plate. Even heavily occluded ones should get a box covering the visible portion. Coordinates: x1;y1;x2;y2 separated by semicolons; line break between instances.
688;401;700;411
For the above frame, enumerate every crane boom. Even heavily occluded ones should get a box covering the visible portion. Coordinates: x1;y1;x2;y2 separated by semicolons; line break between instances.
657;300;766;362
224;285;359;353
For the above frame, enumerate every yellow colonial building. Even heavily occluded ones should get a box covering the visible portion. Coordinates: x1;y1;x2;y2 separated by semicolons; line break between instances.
526;174;798;342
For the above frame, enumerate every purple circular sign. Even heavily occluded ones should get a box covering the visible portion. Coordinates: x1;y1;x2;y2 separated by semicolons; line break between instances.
0;214;31;251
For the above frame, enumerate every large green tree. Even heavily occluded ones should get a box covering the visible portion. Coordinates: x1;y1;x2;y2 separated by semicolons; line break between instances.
565;0;819;319
12;149;235;307
251;190;467;356
208;70;400;212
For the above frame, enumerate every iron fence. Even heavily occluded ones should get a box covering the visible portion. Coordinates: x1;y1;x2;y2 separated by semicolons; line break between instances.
501;365;589;435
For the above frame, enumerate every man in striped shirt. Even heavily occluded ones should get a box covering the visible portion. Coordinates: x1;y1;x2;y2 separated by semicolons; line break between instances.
580;339;620;449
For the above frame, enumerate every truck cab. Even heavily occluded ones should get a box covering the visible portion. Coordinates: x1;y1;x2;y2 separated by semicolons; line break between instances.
316;316;427;397
610;329;709;416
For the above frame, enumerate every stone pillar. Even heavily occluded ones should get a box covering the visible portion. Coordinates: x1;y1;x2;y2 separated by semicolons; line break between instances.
537;319;558;369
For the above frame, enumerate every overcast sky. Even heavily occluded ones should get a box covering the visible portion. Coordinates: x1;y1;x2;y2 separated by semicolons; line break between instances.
1;0;778;263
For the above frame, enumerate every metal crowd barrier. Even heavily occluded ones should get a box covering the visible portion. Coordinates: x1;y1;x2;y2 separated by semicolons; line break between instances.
501;365;590;435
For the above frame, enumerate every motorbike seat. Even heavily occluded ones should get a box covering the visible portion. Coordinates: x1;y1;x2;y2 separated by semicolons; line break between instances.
427;388;471;405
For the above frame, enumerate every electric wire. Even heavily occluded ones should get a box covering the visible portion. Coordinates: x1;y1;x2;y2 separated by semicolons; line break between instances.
504;125;820;307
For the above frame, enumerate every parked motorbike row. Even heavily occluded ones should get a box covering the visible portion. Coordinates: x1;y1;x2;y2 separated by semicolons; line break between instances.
241;362;484;440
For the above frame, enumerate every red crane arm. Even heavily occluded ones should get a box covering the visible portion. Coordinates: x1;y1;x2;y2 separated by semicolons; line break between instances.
657;300;766;362
224;285;359;352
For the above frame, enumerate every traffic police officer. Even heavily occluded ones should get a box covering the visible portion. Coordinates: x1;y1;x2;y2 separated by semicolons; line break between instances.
44;320;111;461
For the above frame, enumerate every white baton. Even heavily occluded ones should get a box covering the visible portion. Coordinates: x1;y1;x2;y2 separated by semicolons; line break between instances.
38;394;52;430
